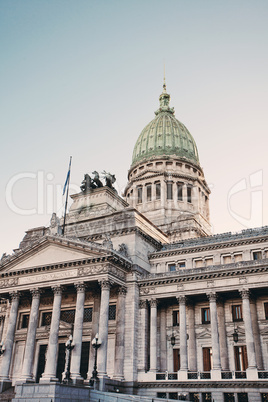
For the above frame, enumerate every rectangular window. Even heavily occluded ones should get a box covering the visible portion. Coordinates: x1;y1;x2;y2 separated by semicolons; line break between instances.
83;307;93;322
173;310;179;326
173;348;180;371
178;262;185;268
169;393;178;400
41;312;52;326
60;309;75;324
168;264;176;272
202;393;212;402
189;394;200;402
167;182;173;200
137;187;142;204
187;186;192;203
224;394;235;402
20;314;29;329
195;259;203;268
203;347;212;371
234;345;248;371
205;258;213;267
108;304;116;320
223;255;232;264
234;253;243;262
155;182;161;200
146;185;152;201
157;393;167;399
177;183;183;201
232;305;243;321
202;307;210;324
264;303;268;319
253;251;262;260
237;393;248;402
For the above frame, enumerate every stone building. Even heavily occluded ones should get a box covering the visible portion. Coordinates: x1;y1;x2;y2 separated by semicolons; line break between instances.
0;83;268;402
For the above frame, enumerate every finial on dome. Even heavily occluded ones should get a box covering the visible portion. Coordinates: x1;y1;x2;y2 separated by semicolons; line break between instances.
163;63;167;93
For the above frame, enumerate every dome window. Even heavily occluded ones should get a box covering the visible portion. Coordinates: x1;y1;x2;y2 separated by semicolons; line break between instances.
155;182;161;200
137;187;143;204
177;183;183;201
167;182;173;200
187;186;192;203
146;185;152;202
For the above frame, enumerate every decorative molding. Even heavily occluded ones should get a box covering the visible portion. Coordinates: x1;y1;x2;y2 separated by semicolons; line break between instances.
99;279;112;290
117;286;127;296
51;285;62;295
177;295;187;305
10;291;20;301
30;288;42;298
207;292;217;302
207;280;215;288
74;282;86;293
139;300;147;309
0;278;18;288
78;265;126;281
139;287;155;295
240;288;250;300
149;299;158;308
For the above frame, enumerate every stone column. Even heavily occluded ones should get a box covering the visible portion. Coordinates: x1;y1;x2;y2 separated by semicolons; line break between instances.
149;299;158;372
161;181;165;208
0;291;20;382
0;316;5;341
114;287;127;379
138;300;148;372
217;299;229;371
240;289;257;378
182;184;187;203
249;297;263;370
70;283;86;383
97;280;111;377
187;300;197;372
178;296;188;374
21;289;41;381
87;291;100;379
207;293;221;377
40;286;62;382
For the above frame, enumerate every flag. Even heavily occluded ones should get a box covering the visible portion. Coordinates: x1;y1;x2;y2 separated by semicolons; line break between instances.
63;157;72;195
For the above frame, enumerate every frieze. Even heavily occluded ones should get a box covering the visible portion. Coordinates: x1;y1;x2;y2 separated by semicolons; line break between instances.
139;287;156;295
207;280;215;288
19;269;77;286
78;265;126;281
0;278;18;288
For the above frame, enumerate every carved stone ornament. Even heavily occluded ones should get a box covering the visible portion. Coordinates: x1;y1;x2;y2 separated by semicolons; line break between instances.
30;288;42;298
74;282;86;293
51;285;62;295
99;279;111;290
10;291;20;301
139;300;147;309
207;280;215;288
117;286;127;296
0;278;19;288
207;292;217;302
149;299;158;308
177;295;187;305
240;288;250;300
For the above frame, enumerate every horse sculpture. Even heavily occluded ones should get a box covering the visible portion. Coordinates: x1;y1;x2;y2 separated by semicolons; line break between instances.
92;171;103;188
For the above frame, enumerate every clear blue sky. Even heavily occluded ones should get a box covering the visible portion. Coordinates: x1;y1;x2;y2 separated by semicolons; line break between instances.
1;0;268;255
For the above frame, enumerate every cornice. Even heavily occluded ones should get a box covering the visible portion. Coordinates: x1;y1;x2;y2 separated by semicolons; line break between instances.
137;381;268;389
138;259;268;287
150;235;268;259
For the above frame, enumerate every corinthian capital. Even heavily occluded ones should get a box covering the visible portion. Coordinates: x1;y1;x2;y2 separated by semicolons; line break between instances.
240;288;251;300
149;298;158;308
177;295;187;305
207;292;217;302
75;282;86;293
10;291;20;301
51;285;62;295
99;279;112;290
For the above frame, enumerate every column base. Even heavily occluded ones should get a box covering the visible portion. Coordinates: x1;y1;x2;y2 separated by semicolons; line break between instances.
178;370;188;381
70;375;84;385
211;369;222;380
246;367;258;380
39;376;59;383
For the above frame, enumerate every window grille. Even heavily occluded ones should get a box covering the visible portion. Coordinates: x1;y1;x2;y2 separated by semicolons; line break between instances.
42;312;52;326
60;309;75;324
109;305;116;320
84;307;93;322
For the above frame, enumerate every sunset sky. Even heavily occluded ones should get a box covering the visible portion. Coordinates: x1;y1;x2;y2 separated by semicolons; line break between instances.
1;0;267;256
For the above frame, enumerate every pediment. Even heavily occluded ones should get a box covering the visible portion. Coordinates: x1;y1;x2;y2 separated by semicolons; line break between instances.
136;170;160;180
0;236;108;273
196;328;211;339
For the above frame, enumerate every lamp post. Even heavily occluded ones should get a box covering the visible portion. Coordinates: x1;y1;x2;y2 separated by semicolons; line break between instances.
90;333;102;388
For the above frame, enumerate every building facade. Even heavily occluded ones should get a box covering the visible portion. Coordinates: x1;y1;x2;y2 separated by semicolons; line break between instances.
0;83;268;402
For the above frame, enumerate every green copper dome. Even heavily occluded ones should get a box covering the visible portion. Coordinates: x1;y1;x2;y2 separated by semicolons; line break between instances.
132;83;200;166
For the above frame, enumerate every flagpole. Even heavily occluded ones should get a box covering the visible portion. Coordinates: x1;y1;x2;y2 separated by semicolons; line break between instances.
62;156;72;236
